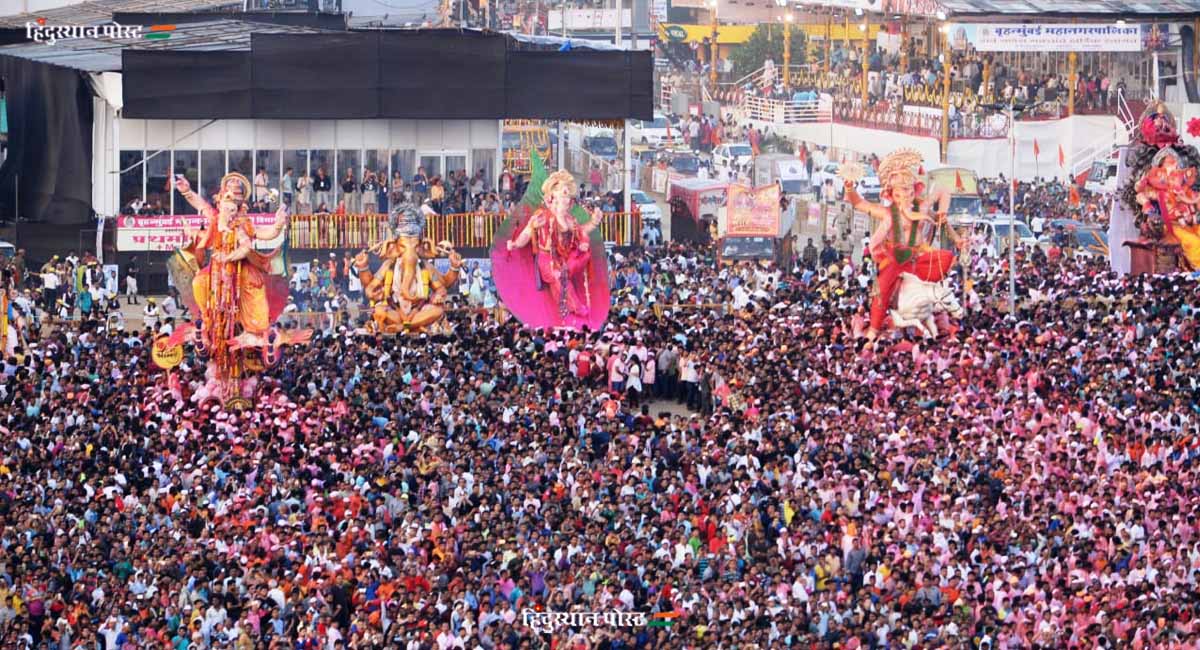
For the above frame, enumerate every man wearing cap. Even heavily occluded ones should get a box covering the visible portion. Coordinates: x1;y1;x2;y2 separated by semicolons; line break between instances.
142;297;159;332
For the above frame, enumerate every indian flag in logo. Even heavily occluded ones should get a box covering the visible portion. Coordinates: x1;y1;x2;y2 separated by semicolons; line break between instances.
144;24;176;40
647;612;678;628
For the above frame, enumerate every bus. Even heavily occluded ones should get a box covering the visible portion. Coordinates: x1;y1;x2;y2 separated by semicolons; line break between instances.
502;120;554;174
926;167;984;224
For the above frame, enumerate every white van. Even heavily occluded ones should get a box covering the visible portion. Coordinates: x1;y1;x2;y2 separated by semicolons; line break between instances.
753;154;810;196
0;241;14;259
629;113;676;146
964;215;1038;257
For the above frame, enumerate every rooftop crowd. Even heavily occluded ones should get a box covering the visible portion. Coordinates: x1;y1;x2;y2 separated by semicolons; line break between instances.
723;36;1146;145
0;232;1196;650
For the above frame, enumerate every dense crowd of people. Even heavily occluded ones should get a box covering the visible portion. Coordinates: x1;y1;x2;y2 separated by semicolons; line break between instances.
0;230;1197;650
731;38;1147;139
123;165;513;221
977;177;1112;229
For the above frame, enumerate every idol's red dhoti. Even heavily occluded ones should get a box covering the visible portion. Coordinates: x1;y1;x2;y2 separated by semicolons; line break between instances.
869;246;955;331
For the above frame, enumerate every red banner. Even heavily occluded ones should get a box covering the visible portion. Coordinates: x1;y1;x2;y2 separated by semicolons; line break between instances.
116;213;278;252
726;184;781;237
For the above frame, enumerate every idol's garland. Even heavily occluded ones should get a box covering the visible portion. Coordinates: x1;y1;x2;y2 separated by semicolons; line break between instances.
25;21;143;45
521;609;648;635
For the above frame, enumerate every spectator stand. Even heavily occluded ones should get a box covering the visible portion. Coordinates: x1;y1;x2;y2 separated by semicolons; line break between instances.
289;211;643;253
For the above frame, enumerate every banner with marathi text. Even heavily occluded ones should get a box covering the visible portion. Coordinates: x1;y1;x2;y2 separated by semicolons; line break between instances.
117;214;282;252
726;184;781;237
949;23;1145;53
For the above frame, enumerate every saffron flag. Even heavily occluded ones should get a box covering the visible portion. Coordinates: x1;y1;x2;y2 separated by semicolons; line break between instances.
955;170;965;192
1058;144;1065;168
1033;139;1041;158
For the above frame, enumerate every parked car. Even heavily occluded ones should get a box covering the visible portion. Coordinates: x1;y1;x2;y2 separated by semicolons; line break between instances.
630;113;675;146
856;172;881;202
1071;227;1110;258
1038;219;1110;258
630;190;663;222
711;143;754;176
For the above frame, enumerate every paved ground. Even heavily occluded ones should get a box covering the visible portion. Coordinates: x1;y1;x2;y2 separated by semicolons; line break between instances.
646;398;693;418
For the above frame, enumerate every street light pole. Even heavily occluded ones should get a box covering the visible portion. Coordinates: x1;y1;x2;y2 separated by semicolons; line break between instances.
775;0;790;87
709;0;718;86
784;13;793;89
559;0;567;171
1008;102;1016;316
615;0;622;48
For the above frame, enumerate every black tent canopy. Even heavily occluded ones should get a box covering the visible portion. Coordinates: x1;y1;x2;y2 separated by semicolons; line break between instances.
123;31;653;121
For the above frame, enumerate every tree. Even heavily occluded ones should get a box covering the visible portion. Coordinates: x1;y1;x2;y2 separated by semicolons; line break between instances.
729;24;807;82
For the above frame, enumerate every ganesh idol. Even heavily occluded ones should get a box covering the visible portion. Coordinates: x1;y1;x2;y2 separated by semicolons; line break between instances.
353;201;464;334
842;149;967;339
169;172;308;404
1135;149;1200;269
492;169;611;330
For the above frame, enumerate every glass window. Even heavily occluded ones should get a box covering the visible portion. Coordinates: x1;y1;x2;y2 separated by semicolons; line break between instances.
284;149;308;180
119;150;144;214
145;150;170;215
282;150;306;209
310;150;333;212
310;150;333;180
471;148;496;192
391;150;415;192
364;149;386;181
173;151;199;215
336;149;360;206
364;149;387;207
200;150;225;206
445;154;467;180
253;150;281;210
419;154;441;178
228;149;253;178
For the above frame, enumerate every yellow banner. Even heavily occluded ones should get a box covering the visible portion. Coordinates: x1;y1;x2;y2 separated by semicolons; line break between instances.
658;24;756;45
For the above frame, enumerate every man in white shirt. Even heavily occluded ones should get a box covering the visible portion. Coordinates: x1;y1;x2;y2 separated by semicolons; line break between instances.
42;269;60;312
160;293;178;319
142;299;159;332
1030;214;1045;235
